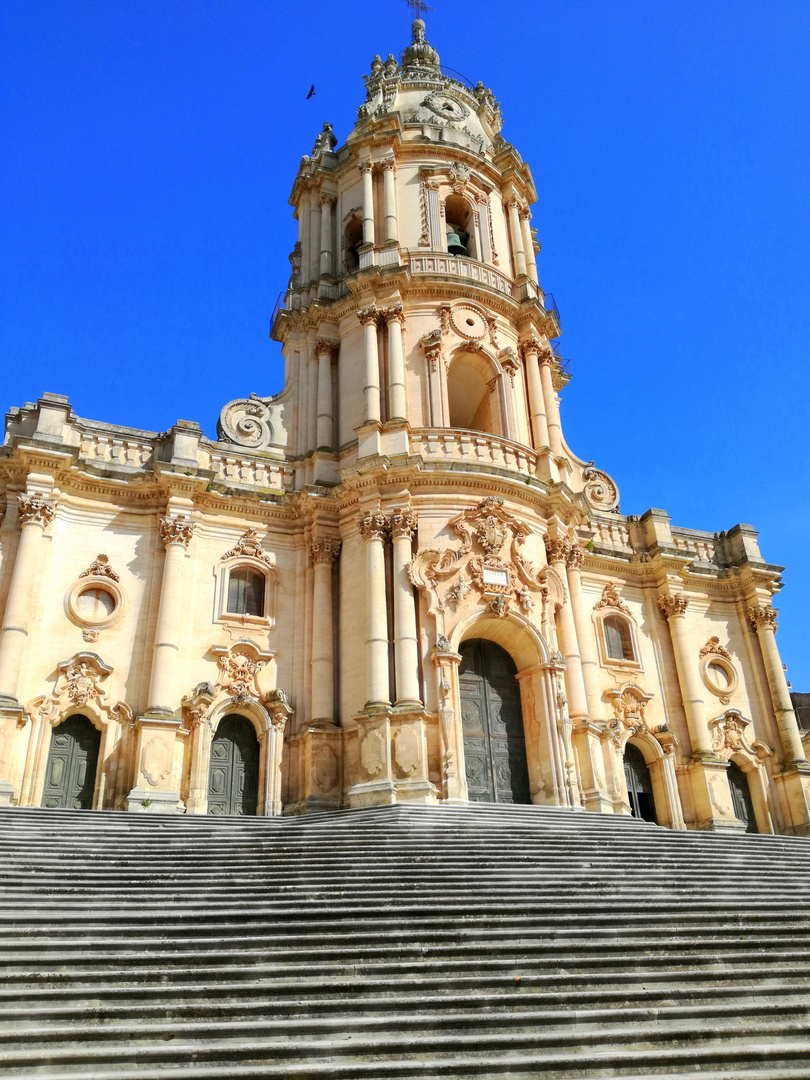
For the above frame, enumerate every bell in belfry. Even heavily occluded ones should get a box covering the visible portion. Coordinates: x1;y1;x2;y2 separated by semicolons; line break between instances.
446;226;469;255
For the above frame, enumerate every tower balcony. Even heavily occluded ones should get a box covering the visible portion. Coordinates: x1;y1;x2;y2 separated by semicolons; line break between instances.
409;426;538;478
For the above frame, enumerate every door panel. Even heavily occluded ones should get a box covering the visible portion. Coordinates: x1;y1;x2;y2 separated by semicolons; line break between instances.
728;761;757;833
41;716;100;810
460;639;530;804
207;715;259;816
623;743;656;823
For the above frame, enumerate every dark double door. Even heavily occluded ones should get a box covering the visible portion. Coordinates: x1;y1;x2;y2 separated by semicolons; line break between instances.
623;743;656;822
728;761;757;833
41;715;100;809
459;639;531;804
207;715;259;816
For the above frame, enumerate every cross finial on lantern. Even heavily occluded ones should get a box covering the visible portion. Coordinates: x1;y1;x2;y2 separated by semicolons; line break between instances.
403;0;435;19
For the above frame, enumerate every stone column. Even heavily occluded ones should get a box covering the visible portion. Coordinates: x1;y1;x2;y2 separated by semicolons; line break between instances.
545;539;588;720
748;604;807;765
520;337;549;451
298;189;311;286
565;544;602;720
309;194;322;283
657;593;713;758
382;160;398;244
263;691;292;816
309;538;341;725
506;197;527;278
538;346;564;458
421;332;446;427
361;160;375;247
0;492;56;705
148;512;196;714
520;209;538;283
388;510;421;708
306;335;318;455
357;306;381;424
319;192;335;278
381;303;407;421
315;338;336;450
358;512;390;709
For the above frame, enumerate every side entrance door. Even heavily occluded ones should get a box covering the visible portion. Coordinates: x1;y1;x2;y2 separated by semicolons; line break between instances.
727;760;757;833
207;715;260;816
41;715;101;809
623;742;657;822
459;639;531;804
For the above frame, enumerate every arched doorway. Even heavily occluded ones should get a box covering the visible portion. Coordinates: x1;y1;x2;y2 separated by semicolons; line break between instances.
727;760;757;833
459;639;530;804
207;715;260;816
41;715;100;809
623;742;656;822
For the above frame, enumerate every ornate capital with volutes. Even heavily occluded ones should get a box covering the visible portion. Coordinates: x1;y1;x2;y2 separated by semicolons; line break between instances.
389;509;416;540
379;303;405;325
158;513;196;550
359;159;373;174
318;191;337;209
309;537;342;566
748;604;778;632
518;335;543;361
357;511;389;542
315;337;339;358
356;304;379;327
566;544;585;570
544;535;570;565
18;492;56;529
381;159;396;173
658;593;689;619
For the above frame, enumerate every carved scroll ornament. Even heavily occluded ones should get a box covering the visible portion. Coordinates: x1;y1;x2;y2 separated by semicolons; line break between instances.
218;394;274;449
582;466;620;513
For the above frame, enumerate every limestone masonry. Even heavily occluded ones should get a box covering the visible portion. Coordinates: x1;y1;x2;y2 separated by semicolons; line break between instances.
1;19;808;832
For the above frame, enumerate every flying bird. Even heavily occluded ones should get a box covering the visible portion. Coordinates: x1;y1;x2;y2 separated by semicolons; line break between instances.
306;85;315;99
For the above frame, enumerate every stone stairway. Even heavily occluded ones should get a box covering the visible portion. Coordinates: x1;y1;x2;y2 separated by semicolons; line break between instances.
1;803;809;1079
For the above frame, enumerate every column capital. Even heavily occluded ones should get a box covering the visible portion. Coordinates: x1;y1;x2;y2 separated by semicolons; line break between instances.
379;303;405;325
358;511;389;542
566;543;585;570
309;537;342;565
158;513;196;550
518;334;544;361
318;191;337;208
505;196;521;212
748;603;778;631
658;592;689;619
356;304;379;327
359;158;373;174
315;337;339;358
17;492;56;529
381;158;397;173
544;535;570;564
389;509;416;539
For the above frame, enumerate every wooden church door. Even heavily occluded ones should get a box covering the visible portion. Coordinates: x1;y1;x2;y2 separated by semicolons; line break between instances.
41;715;100;809
459;639;531;804
727;760;757;833
623;742;657;823
207;715;260;816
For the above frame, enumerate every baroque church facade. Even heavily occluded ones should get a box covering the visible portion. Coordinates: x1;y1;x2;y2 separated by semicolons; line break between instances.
1;19;808;833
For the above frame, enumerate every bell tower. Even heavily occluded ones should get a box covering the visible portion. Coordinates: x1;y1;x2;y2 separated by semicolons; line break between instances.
268;16;573;493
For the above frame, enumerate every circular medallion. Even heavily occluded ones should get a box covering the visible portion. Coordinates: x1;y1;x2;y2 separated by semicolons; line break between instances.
422;92;468;122
450;305;488;340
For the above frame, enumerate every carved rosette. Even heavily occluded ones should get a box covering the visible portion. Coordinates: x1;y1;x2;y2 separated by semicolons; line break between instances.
79;554;120;582
18;492;56;529
748;604;778;631
658;593;689;619
222;527;273;565
594;582;630;615
582;466;620;513
158;514;196;550
309;538;342;565
218;394;274;449
358;511;389;542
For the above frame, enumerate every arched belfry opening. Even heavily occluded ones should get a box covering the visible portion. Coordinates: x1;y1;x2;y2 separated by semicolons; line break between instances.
446;351;502;436
458;639;530;804
444;194;477;258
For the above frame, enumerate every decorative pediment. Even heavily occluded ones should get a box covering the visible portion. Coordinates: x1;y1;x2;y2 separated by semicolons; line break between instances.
221;528;274;566
709;710;772;764
79;554;120;582
23;652;130;731
408;497;547;620
594;582;630;615
212;641;275;702
700;636;732;660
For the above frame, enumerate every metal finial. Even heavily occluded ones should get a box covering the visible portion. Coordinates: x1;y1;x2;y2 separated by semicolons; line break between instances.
402;0;435;19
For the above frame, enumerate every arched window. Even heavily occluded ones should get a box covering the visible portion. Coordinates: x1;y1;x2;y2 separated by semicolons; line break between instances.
604;614;634;661
446;351;502;436
344;214;363;273
227;567;266;618
444;194;477;259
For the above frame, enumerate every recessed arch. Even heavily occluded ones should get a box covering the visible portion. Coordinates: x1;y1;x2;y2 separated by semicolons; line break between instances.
446;349;503;437
453;609;551;672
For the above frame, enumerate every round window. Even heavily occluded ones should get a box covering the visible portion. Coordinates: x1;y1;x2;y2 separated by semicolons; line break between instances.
76;587;116;622
707;660;730;690
700;651;738;700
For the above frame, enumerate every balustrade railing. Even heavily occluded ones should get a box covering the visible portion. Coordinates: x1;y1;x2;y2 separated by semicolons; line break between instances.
204;451;294;492
407;253;513;298
410;427;537;476
78;433;154;469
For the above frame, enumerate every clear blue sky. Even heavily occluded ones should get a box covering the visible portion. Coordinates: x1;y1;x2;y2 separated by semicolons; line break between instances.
2;1;809;686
